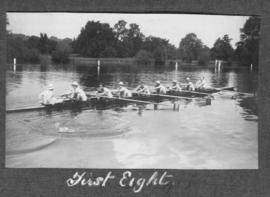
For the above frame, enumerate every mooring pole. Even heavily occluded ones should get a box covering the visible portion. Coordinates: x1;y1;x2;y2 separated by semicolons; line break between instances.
13;58;16;72
97;59;100;76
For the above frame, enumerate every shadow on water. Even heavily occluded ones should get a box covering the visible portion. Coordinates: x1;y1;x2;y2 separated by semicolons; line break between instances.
237;96;258;121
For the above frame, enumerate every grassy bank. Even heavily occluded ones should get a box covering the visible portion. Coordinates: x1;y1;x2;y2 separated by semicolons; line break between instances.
69;57;135;65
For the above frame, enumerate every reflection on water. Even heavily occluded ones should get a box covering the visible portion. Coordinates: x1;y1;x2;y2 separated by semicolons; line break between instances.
5;63;258;168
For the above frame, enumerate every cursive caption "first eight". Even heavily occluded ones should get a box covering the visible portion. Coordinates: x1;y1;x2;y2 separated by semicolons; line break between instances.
66;171;174;193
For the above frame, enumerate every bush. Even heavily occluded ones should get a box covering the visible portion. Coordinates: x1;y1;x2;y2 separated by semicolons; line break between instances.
153;46;166;65
52;41;72;63
100;46;117;57
134;50;154;65
198;51;210;66
24;48;40;63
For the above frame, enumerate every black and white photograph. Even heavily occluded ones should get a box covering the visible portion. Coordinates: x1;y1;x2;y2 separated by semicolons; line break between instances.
5;13;259;169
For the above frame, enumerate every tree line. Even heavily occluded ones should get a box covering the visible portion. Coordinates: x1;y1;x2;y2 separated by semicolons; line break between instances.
7;33;72;63
7;16;260;67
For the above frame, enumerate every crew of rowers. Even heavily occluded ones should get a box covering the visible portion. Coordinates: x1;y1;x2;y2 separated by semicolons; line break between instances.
96;77;206;97
39;81;87;105
39;77;206;105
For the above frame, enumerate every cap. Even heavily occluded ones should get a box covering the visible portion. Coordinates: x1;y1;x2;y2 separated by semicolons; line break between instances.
172;80;177;83
119;82;124;86
47;84;54;90
72;81;79;86
186;77;190;81
155;80;160;84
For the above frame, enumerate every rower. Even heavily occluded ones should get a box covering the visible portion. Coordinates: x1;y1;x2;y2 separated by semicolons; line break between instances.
195;77;206;90
134;83;151;95
169;80;182;91
154;81;166;94
69;81;87;101
117;81;132;97
185;77;195;91
38;84;62;105
96;84;113;98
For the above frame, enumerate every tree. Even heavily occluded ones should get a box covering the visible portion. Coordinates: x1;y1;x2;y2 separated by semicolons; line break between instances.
234;16;260;67
211;34;234;62
134;50;154;65
113;21;145;57
113;20;128;41
73;21;116;57
198;46;210;65
38;33;56;54
153;46;167;64
178;33;203;62
100;46;117;57
166;44;177;60
143;36;169;52
52;41;72;63
7;33;40;63
126;23;144;56
26;36;40;49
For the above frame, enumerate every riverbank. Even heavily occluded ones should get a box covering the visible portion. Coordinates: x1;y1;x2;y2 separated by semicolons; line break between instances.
7;55;256;70
69;57;134;65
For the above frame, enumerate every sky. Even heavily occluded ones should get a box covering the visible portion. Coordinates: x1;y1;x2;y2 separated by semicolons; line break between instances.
7;13;249;48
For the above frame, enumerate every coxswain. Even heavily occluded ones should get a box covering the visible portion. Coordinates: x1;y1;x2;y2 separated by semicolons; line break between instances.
117;82;132;97
154;81;166;94
38;84;62;105
169;80;182;91
185;77;195;91
96;84;113;98
134;83;151;95
69;81;87;101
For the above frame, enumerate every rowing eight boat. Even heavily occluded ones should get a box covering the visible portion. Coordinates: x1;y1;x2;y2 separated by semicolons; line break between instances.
6;95;170;113
6;86;235;113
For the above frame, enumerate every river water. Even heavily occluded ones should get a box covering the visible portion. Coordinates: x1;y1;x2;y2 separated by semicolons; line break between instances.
5;63;258;169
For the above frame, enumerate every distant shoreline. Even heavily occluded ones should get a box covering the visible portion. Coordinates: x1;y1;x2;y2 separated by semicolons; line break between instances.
7;55;255;69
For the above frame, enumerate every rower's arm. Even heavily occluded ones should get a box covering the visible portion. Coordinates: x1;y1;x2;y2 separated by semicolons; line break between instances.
61;91;72;97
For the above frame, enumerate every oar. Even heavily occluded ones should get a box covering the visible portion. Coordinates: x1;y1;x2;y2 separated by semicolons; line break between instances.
214;86;235;91
88;94;170;106
132;86;210;97
133;92;194;100
178;90;210;96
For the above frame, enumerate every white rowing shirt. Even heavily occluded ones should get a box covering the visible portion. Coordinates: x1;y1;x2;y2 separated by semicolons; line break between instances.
119;87;132;97
97;87;113;98
187;82;195;91
70;87;87;101
171;84;182;91
135;85;151;95
155;84;167;94
38;90;57;105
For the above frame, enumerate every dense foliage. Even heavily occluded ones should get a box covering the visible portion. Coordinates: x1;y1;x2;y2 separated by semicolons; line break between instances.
7;16;260;67
234;16;260;67
72;20;177;64
7;33;72;64
134;50;154;65
178;33;203;62
210;34;234;62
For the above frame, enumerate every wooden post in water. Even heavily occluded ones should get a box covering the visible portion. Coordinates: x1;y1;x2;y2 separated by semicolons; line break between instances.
218;60;221;72
214;59;217;73
175;61;178;70
13;58;16;72
250;63;253;72
97;59;100;76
